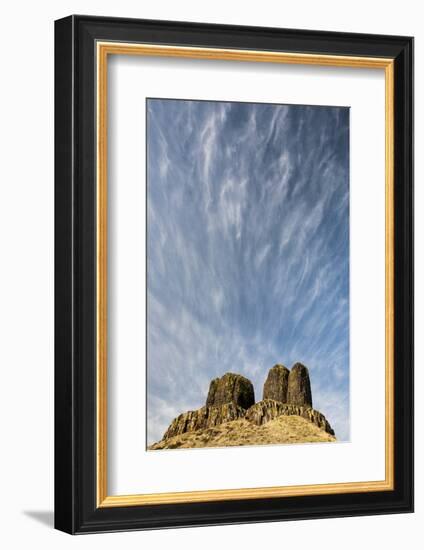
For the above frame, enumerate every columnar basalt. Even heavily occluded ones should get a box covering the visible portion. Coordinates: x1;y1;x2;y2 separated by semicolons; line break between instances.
287;362;313;407
262;364;290;402
245;399;334;436
163;402;246;440
206;372;255;410
154;363;336;448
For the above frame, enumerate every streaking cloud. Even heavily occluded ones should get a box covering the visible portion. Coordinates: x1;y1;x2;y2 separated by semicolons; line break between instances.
147;98;350;445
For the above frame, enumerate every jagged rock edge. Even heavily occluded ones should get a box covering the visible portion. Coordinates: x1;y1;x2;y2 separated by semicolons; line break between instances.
161;399;334;441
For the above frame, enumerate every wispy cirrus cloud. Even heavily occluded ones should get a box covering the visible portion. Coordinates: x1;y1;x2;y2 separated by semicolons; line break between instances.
147;99;350;444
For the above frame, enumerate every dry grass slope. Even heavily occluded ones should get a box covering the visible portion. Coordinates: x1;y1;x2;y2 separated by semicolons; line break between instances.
149;415;336;450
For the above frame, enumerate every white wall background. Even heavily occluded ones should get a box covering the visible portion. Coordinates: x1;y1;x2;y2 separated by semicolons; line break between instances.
0;0;420;547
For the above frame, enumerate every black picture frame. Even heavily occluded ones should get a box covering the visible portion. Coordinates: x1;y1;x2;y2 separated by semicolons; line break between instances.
55;14;414;534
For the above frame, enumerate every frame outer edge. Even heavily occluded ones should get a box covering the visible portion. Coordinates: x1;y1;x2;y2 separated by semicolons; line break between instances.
54;15;77;534
96;42;394;508
399;36;414;511
409;37;414;512
54;15;414;533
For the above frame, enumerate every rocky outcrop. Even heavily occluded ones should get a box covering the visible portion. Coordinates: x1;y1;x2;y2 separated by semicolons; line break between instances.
206;372;255;410
153;364;335;448
149;415;336;450
287;362;313;407
163;402;246;440
161;398;334;441
263;364;289;402
245;399;334;436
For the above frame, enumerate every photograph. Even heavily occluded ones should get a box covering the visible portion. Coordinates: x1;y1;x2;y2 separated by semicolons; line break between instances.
51;13;413;534
0;0;418;544
146;98;350;450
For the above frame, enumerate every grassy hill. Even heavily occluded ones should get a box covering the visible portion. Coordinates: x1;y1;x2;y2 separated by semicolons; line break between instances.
149;414;336;450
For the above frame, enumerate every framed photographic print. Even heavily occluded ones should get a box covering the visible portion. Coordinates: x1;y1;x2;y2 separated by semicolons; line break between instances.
54;15;414;534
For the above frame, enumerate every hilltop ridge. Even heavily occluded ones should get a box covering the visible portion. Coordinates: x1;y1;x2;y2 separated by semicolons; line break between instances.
149;364;335;450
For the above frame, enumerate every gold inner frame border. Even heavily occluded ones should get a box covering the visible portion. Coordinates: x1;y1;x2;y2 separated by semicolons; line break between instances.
96;41;394;508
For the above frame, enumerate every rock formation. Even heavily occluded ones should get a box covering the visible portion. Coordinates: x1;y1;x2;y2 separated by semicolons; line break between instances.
262;364;289;402
150;415;336;449
150;362;335;449
163;402;246;440
245;399;334;435
287;362;313;407
206;372;255;410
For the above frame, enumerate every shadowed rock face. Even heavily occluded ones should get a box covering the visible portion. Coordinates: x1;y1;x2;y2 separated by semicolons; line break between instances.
161;398;334;442
287;363;312;407
151;365;337;449
206;372;255;410
263;364;289;402
163;403;246;440
245;399;334;435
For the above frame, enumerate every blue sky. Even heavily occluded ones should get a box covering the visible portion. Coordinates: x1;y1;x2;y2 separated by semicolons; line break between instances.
146;98;350;445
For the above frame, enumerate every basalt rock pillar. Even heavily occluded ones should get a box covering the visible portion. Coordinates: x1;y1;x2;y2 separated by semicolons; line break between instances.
262;364;290;402
287;362;313;407
206;372;255;410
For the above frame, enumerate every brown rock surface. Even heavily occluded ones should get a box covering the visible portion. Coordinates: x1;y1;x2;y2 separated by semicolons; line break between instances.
206;372;255;410
162;403;246;440
150;366;337;451
263;364;289;402
245;399;334;436
287;362;313;407
149;415;335;450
